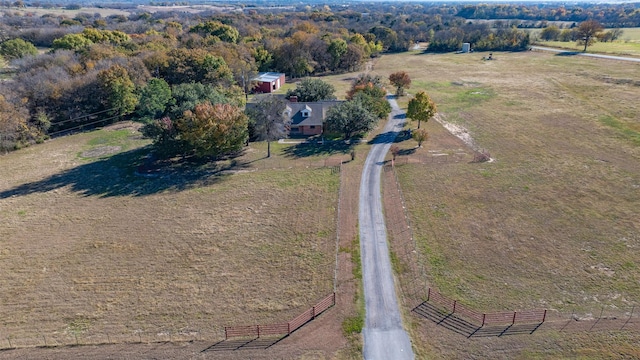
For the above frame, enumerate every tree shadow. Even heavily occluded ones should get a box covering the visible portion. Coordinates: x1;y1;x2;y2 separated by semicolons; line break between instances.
0;146;251;199
281;140;355;158
398;147;417;156
201;335;287;352
412;302;544;338
368;130;409;145
555;51;581;56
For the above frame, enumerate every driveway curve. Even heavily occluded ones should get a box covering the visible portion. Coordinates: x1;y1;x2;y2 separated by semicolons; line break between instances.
359;96;414;360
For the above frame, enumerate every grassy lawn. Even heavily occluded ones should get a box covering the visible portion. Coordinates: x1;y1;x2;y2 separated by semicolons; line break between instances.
0;123;340;344
371;50;640;356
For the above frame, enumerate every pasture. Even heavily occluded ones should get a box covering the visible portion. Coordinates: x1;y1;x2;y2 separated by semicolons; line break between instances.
533;27;640;57
0;123;341;346
372;50;640;357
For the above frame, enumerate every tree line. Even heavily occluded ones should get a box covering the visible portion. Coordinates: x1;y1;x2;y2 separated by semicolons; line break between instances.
1;2;629;153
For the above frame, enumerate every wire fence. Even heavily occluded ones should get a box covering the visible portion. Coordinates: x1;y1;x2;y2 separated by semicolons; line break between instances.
224;293;336;339
426;288;547;326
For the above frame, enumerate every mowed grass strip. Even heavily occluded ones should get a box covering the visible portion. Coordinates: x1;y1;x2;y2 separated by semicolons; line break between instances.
0;126;339;340
372;50;640;314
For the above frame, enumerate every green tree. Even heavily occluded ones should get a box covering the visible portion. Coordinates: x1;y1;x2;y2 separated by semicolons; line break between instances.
407;91;436;129
97;65;138;116
189;21;240;44
286;78;336;102
347;78;391;120
52;33;94;51
246;95;289;158
540;26;561;41
412;128;429;147
136;78;172;121
389;71;411;97
351;90;391;120
163;48;233;86
178;102;248;158
141;117;186;158
325;100;377;139
327;38;347;71
576;19;604;52
0;38;37;60
168;83;228;119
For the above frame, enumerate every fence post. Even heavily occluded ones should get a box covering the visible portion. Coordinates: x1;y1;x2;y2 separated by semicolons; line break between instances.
287;322;291;335
7;336;11;348
313;306;316;319
333;292;336;306
257;325;260;338
512;312;517;325
43;335;46;347
427;288;431;301
453;300;457;313
542;310;547;323
482;314;486;327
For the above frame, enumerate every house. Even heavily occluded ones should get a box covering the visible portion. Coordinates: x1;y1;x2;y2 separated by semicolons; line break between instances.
252;72;285;93
286;99;342;136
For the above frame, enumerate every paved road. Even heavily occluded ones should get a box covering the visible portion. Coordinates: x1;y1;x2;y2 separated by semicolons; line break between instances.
359;97;414;360
531;46;640;63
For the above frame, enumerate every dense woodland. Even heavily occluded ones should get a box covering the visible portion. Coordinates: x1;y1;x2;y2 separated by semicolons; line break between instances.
0;1;636;155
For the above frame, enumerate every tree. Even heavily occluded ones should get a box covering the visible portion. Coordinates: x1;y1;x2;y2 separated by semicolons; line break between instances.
286;78;336;102
167;83;228;119
327;38;347;71
576;20;604;52
407;91;436;129
540;26;561;41
52;33;94;51
412;128;429;147
389;71;411;97
97;65;138;116
136;78;172;121
178;102;248;158
0;38;37;60
163;48;233;86
325;100;377;139
246;95;289;158
189;21;240;44
347;77;391;120
141;117;186;158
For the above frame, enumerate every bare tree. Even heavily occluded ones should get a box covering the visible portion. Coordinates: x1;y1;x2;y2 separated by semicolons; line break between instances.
246;95;290;158
576;20;604;52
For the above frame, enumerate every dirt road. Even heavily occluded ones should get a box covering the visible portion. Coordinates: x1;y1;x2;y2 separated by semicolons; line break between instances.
359;97;414;360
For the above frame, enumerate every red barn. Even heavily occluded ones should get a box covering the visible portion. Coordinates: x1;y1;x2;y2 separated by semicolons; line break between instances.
252;72;285;93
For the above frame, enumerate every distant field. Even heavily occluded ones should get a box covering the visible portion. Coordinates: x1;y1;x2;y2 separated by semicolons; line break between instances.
0;124;340;345
537;40;640;56
0;6;130;17
533;27;640;56
371;50;640;356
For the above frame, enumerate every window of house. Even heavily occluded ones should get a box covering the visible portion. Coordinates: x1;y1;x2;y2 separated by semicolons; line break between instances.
309;125;315;129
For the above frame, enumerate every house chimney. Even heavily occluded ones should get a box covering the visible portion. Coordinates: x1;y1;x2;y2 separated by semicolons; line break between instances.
289;95;298;102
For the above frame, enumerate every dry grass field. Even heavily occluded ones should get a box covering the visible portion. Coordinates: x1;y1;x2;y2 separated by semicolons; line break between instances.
533;27;640;57
370;50;640;357
0;123;342;348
